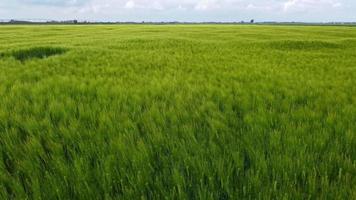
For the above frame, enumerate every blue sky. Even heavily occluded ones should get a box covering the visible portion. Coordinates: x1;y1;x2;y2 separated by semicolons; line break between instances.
0;0;355;22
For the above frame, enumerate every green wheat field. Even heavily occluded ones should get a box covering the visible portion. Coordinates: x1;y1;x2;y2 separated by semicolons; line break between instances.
0;25;355;199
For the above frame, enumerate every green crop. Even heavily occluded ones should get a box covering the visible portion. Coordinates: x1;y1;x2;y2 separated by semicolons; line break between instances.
0;25;355;199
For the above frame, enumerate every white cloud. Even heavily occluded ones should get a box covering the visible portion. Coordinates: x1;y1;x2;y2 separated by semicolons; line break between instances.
125;0;135;9
332;2;342;7
123;0;165;10
0;0;354;22
195;0;220;11
152;1;164;10
283;0;343;12
19;0;87;6
246;3;275;11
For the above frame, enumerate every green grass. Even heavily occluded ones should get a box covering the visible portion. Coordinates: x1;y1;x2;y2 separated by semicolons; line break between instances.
0;25;355;199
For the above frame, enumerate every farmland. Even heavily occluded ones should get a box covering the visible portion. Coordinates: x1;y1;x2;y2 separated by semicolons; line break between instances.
0;25;355;199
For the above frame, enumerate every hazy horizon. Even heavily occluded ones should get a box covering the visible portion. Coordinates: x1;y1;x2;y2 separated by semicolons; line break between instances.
0;0;355;23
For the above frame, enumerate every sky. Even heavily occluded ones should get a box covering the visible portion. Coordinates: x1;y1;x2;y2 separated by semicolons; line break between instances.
0;0;355;22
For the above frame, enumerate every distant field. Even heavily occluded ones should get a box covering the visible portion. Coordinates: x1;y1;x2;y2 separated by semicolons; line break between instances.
0;25;355;199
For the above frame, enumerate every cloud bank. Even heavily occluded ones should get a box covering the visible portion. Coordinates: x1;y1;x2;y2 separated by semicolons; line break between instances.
0;0;355;22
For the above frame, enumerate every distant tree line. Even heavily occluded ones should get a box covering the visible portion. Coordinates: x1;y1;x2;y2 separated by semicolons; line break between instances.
0;19;257;25
4;19;79;24
0;19;355;25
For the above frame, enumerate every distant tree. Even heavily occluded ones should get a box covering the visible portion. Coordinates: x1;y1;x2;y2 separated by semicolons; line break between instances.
73;20;78;24
250;19;254;23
